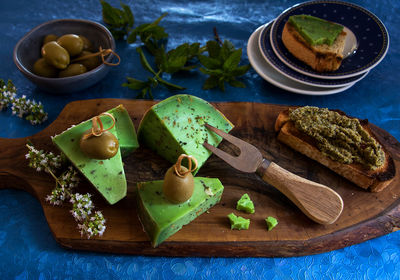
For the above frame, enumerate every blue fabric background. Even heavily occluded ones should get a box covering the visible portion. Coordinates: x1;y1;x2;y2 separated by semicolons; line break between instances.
0;0;399;279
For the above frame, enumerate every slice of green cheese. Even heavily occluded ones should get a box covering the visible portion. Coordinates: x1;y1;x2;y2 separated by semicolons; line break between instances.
138;94;234;174
137;177;224;247
52;105;138;205
236;193;255;214
288;14;344;46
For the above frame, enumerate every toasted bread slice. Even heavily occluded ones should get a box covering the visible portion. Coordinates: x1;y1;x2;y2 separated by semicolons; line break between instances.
281;22;347;72
275;109;395;192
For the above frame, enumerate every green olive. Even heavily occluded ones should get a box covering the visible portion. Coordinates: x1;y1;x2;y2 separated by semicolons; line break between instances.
33;58;58;78
57;34;84;56
58;63;87;78
79;35;93;51
162;165;194;203
79;130;119;159
43;34;58;45
76;51;101;71
41;41;70;69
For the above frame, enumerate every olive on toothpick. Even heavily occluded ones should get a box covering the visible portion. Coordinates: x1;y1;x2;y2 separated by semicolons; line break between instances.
163;154;198;204
79;112;119;160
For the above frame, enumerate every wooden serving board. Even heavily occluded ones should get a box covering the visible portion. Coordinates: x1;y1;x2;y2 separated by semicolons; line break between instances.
1;98;400;257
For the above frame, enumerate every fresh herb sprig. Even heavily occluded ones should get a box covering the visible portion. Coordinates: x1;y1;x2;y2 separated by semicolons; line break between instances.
122;45;199;98
100;1;251;98
26;143;106;238
127;13;169;55
198;40;251;91
0;79;48;125
100;0;134;40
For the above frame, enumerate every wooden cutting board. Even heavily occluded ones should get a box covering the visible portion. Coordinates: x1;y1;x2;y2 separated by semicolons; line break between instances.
1;98;400;257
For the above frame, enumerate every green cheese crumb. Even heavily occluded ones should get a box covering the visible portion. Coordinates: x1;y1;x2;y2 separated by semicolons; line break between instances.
265;216;278;231
236;193;255;214
227;213;250;230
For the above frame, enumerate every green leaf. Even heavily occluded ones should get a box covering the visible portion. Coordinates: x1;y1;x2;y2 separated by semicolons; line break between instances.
128;16;168;52
122;77;148;90
198;55;221;70
228;78;246;88
206;40;221;59
101;1;119;25
141;25;168;41
202;75;219;90
137;87;148;99
126;30;138;44
168;43;189;59
199;67;223;76
121;3;134;27
136;47;157;75
156;76;186;90
163;44;189;73
153;13;168;25
223;40;235;52
188;43;201;58
154;47;168;71
100;1;134;40
148;77;159;88
230;64;251;76
223;49;242;71
219;40;234;61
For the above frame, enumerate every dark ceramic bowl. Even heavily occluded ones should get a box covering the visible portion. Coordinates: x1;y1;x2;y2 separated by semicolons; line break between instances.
13;19;116;94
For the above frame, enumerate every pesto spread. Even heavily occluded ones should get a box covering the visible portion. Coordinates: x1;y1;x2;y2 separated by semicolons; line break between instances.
289;106;385;170
288;15;344;46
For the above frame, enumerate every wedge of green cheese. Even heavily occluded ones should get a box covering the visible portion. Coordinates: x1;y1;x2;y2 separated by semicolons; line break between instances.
112;105;139;157
52;105;138;205
138;94;234;174
137;177;224;247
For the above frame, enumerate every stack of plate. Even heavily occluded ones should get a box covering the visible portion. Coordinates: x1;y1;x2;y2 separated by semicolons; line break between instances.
247;1;389;95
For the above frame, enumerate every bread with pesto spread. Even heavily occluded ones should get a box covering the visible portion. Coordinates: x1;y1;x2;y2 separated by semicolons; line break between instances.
281;16;347;72
274;107;395;192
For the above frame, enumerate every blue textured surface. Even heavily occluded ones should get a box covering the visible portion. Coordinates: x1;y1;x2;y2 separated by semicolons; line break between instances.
0;0;399;279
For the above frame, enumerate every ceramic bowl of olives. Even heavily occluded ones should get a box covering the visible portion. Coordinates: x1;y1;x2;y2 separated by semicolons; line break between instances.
13;19;116;94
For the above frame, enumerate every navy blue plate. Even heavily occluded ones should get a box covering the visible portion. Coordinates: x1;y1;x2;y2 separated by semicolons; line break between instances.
269;0;389;79
258;21;368;87
249;23;359;95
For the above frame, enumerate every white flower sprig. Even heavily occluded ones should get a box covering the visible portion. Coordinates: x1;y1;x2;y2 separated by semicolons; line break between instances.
25;143;63;173
45;166;80;205
70;194;106;238
0;79;48;125
26;143;107;238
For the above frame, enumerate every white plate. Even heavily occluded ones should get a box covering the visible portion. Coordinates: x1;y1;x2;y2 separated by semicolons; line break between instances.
247;23;358;95
258;22;368;88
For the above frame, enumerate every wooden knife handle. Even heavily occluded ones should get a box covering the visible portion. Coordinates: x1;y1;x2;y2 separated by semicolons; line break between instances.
259;161;344;225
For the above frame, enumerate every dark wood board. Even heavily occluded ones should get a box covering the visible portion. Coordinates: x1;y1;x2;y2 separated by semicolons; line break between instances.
1;98;400;257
